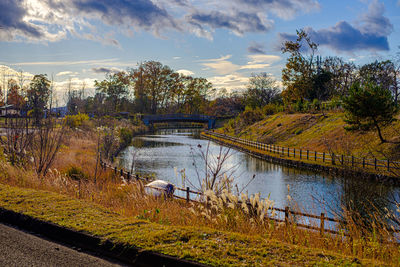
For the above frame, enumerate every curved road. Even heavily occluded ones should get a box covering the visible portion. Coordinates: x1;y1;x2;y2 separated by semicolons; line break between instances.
0;223;125;266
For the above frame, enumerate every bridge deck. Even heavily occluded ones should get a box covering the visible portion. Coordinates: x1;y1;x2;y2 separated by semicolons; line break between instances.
142;114;216;129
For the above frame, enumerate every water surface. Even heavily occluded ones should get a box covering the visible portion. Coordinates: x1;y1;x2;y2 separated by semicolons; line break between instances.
119;129;400;222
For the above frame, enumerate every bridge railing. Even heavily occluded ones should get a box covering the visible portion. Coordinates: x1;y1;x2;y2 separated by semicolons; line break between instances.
142;113;216;120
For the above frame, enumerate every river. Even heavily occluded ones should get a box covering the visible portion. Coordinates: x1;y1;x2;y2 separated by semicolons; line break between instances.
119;129;400;221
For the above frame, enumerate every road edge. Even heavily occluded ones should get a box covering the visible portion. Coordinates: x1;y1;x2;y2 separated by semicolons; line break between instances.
0;206;208;267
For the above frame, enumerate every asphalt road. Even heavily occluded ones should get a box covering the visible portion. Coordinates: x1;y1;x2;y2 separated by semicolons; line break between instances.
0;223;126;267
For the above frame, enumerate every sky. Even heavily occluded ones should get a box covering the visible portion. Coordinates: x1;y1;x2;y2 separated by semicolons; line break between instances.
0;0;399;104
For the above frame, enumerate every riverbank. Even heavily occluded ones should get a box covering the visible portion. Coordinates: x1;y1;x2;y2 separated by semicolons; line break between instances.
221;112;400;159
218;112;400;177
201;131;399;182
0;184;382;266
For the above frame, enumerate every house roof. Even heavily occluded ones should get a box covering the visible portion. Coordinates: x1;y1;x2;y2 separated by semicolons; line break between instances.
0;104;17;110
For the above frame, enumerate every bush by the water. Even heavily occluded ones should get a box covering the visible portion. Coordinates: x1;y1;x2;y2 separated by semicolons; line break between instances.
118;127;133;148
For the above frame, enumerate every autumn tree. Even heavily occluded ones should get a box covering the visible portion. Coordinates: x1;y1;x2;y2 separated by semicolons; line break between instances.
358;60;397;100
322;57;357;97
281;29;318;104
94;72;130;114
7;79;25;108
27;74;51;124
128;61;212;114
245;72;280;108
182;76;212;114
0;85;4;106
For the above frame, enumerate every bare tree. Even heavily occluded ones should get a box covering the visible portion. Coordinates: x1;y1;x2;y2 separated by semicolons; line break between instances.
188;142;240;195
0;116;33;166
31;118;65;177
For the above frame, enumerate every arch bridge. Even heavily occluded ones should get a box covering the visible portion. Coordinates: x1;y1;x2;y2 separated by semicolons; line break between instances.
142;114;216;129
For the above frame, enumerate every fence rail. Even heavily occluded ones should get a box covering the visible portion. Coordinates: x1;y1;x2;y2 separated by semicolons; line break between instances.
203;131;400;174
100;161;400;237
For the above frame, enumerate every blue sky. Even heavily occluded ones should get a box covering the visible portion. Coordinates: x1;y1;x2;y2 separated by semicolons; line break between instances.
0;0;399;101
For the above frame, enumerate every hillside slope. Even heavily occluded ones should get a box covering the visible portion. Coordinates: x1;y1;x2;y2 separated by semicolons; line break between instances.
219;112;400;160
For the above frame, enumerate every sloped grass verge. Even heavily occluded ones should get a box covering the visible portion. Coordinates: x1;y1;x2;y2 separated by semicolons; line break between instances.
0;184;377;266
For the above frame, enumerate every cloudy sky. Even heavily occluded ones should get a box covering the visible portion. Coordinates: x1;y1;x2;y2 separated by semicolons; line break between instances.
0;0;399;100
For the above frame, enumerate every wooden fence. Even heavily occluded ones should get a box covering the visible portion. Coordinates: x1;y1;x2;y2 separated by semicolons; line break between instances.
100;161;400;237
203;130;400;175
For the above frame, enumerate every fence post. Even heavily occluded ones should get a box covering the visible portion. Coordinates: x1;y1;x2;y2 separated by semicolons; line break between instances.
352;156;354;167
374;158;377;170
331;153;335;165
287;147;289;157
285;206;289;226
323;152;325;162
186;187;190;203
307;150;309;160
341;155;344;165
294;148;296;158
363;158;365;168
315;151;317;161
300;149;302;159
320;213;325;235
387;159;390;172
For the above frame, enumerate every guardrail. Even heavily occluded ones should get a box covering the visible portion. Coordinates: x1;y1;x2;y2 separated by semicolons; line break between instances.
202;130;400;174
100;161;400;237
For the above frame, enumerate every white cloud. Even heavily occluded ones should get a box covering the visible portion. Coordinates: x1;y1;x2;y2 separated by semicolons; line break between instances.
177;69;194;76
246;54;281;64
239;54;281;70
0;65;34;84
200;54;281;74
56;71;78;77
200;55;240;75
208;73;249;92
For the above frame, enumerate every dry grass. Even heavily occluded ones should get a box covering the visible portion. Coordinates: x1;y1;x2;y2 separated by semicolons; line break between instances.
0;129;399;265
221;111;400;160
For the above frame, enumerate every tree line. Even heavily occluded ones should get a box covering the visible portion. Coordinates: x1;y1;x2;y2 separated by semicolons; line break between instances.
81;61;213;116
280;29;399;109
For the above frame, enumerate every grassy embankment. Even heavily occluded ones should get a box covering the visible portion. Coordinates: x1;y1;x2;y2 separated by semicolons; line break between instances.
216;112;400;174
0;117;398;265
0;184;383;266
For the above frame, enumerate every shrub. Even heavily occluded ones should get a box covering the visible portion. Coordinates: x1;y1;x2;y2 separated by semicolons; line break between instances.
263;103;278;115
65;166;88;181
64;113;89;128
311;99;320;111
294;99;304;112
240;106;264;126
119;128;133;148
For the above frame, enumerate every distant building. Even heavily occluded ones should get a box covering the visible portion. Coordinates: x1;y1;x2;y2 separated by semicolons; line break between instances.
0;105;21;117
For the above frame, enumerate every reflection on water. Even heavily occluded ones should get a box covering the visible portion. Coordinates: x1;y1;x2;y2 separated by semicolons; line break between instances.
119;129;400;221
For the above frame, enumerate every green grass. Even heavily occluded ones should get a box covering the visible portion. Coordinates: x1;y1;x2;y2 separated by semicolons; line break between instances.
0;183;378;266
